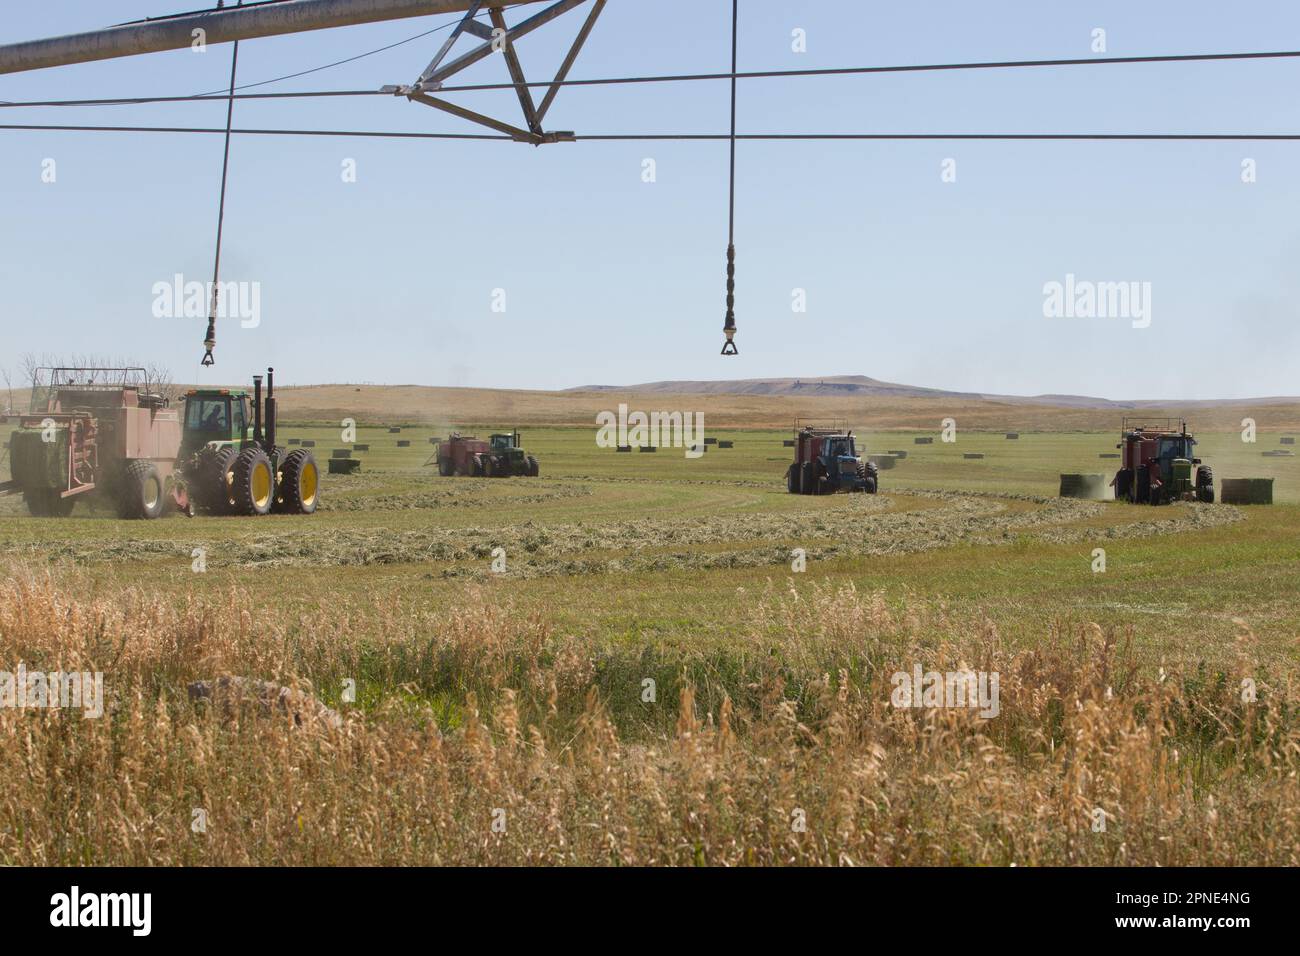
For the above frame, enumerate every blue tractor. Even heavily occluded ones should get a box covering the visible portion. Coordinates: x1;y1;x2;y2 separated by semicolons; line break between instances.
786;423;879;495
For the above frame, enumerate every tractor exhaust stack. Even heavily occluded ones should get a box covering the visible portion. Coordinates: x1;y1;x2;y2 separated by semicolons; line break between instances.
252;374;264;444
264;367;277;452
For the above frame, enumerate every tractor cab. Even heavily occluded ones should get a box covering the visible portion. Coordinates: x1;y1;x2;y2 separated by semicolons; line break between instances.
821;434;860;475
490;432;526;465
181;389;250;457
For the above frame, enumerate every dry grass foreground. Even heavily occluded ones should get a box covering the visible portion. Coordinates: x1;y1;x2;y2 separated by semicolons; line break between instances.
1;563;1296;866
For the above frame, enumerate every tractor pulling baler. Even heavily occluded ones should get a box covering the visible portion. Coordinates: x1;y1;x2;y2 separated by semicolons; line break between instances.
1110;418;1214;505
1;366;318;518
434;431;539;478
785;422;879;495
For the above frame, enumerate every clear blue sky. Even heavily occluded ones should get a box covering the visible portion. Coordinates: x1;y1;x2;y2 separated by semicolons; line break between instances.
1;0;1298;399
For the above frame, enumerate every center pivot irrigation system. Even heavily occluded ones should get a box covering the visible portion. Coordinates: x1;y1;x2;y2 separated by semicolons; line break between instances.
0;0;742;360
4;1;1300;362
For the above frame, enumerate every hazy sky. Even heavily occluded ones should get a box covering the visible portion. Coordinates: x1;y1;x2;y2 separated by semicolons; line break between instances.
2;1;1298;399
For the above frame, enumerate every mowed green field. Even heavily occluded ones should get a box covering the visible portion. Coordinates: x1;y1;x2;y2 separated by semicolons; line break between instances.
1;422;1296;667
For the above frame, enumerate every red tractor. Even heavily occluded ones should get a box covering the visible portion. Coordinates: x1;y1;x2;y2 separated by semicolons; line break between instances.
786;421;878;495
434;431;538;478
1111;418;1214;505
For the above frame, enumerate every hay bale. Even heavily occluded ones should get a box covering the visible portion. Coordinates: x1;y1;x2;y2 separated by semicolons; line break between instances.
396;440;411;448
300;440;316;448
328;458;361;475
353;443;369;452
914;437;933;445
331;449;351;459
1221;478;1273;505
717;440;734;449
616;445;632;453
867;454;897;470
963;453;985;460
1281;437;1296;445
1262;450;1294;458
639;446;657;453
782;440;795;448
429;437;441;444
1005;433;1020;440
704;437;717;445
388;427;401;434
1059;473;1109;500
1099;453;1120;459
887;450;908;459
287;438;301;446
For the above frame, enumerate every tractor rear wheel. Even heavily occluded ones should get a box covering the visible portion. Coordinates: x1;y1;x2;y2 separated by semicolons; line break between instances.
230;447;275;516
471;456;485;477
1135;470;1150;506
526;455;539;477
195;445;239;515
786;465;798;494
275;449;319;515
118;460;165;520
438;457;453;477
484;456;496;478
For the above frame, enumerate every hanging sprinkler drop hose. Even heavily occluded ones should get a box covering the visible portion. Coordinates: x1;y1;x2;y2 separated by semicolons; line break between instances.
720;0;739;355
203;0;241;367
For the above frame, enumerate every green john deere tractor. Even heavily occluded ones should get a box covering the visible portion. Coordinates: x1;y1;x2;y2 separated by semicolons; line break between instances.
483;431;539;478
178;367;319;516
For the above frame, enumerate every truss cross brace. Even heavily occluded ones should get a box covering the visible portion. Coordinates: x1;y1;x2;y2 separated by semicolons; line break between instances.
383;0;605;145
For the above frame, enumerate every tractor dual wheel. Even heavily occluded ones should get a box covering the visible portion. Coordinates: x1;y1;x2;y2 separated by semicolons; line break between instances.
194;445;240;515
230;447;275;516
118;460;166;520
1196;466;1215;504
786;465;798;494
858;461;879;494
526;455;539;478
438;457;453;477
275;449;320;515
800;462;817;495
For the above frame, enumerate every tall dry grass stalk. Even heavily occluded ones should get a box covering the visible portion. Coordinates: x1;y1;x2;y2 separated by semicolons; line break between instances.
0;562;1295;865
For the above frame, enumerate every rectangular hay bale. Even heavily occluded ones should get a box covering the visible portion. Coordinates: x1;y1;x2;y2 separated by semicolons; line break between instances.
1221;478;1273;505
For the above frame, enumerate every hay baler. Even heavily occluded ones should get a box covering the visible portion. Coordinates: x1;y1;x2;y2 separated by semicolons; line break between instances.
435;431;538;477
1111;418;1214;505
786;422;878;495
1;367;181;518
